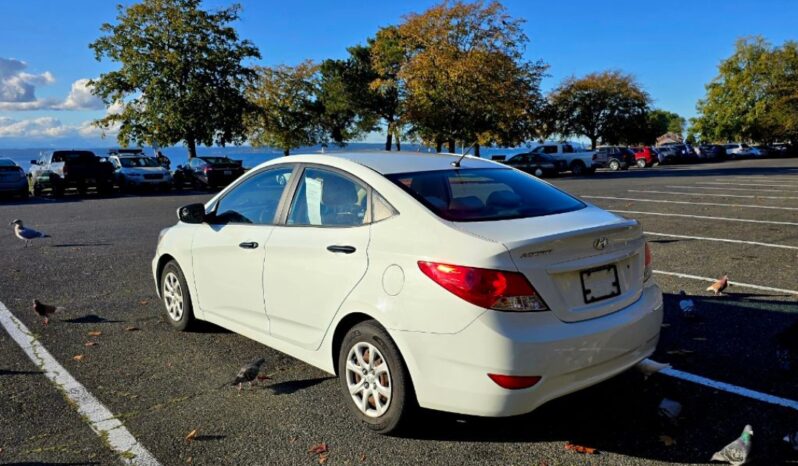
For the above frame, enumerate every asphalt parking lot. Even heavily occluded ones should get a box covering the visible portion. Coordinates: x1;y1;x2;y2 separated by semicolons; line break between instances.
1;157;797;465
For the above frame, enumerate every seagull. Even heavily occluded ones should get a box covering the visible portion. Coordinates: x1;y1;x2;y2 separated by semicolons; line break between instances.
10;219;49;247
707;275;729;296
678;290;698;320
711;425;753;465
224;357;265;392
32;299;64;325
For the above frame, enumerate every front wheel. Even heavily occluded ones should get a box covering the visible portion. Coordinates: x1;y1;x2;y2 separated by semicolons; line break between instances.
636;158;647;168
338;321;414;434
533;167;544;177
160;261;195;331
570;161;586;176
608;159;621;171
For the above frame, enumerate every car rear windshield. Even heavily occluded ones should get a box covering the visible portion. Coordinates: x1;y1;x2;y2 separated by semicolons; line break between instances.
202;157;234;165
52;151;97;163
120;157;159;168
0;159;15;167
387;168;585;222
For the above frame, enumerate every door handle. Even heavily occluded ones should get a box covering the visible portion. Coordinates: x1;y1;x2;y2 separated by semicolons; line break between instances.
239;242;259;249
327;245;356;254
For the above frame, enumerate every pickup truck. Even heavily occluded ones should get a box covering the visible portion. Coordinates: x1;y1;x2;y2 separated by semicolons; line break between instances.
527;143;596;175
29;150;115;197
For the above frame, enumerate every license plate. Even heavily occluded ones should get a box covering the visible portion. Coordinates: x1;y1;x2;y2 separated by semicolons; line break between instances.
224;170;232;176
580;264;620;304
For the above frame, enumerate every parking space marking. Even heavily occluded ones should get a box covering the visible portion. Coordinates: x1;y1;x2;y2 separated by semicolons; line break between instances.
610;210;798;226
652;270;798;295
645;232;798;250
629;189;798;200
666;185;798;193
0;300;161;466
584;195;798;211
698;181;798;189
660;367;798;411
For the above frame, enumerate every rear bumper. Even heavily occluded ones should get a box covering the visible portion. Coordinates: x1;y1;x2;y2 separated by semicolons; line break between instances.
0;178;28;192
393;283;663;417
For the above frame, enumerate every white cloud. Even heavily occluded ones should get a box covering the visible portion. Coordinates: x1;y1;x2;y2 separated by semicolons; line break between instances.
0;58;55;108
0;116;118;140
58;78;105;110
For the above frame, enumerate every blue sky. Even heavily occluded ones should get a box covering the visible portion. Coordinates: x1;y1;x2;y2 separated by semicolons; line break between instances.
0;0;796;147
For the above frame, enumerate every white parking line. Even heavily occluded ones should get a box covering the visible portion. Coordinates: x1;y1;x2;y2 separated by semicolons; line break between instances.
0;300;161;466
645;232;798;250
698;181;798;189
610;210;798;226
660;367;798;411
666;185;798;194
584;195;798;211
629;189;798;200
652;270;798;295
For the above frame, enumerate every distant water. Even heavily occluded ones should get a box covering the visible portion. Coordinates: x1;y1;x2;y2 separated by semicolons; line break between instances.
0;142;535;171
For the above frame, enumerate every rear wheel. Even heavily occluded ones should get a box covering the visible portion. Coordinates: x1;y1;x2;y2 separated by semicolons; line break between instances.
608;159;621;171
533;167;544;177
161;261;195;331
636;158;647;168
570;161;586;176
338;320;414;434
52;180;64;198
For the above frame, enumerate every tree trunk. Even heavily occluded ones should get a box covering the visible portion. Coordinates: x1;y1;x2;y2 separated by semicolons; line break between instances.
283;148;290;156
589;137;598;150
395;135;401;151
435;141;443;153
447;139;455;153
385;132;393;151
474;143;480;158
186;136;197;159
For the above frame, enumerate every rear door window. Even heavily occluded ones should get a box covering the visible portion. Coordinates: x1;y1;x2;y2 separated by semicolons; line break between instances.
388;168;585;222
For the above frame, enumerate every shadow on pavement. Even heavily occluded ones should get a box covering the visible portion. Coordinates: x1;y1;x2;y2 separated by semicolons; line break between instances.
62;314;122;324
268;377;332;395
0;369;44;376
51;243;112;248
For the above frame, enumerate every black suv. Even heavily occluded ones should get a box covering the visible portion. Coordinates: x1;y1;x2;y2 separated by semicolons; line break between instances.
593;146;635;171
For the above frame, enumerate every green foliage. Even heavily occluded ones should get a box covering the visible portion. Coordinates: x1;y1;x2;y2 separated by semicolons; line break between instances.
642;109;685;144
89;0;260;157
547;70;650;149
245;61;322;156
693;36;798;143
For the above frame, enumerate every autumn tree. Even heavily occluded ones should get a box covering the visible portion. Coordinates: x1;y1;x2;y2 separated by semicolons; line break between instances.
693;36;798;144
246;61;322;156
395;1;546;155
367;26;405;151
90;0;260;158
547;71;650;149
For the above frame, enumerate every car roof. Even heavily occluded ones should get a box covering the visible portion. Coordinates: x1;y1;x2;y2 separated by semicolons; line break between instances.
0;158;16;166
280;151;501;175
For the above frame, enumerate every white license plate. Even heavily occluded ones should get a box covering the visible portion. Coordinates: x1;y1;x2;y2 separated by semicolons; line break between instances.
580;264;620;304
224;170;232;175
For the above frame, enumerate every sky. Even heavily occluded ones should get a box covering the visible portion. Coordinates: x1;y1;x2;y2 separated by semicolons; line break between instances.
0;0;796;148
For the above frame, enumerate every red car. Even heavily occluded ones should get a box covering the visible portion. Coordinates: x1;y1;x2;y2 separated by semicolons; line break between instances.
634;146;657;168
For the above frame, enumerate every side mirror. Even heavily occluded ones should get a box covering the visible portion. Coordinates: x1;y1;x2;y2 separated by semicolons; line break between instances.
177;203;206;224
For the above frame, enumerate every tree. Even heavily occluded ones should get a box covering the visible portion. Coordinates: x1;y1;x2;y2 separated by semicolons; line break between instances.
547;71;650;149
367;26;406;151
394;1;546;155
245;61;322;156
692;36;798;144
642;109;685;144
89;0;260;158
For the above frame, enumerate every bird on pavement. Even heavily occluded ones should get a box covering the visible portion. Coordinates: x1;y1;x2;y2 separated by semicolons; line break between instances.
678;290;698;320
707;275;729;296
10;219;49;247
224;357;266;391
32;299;64;325
711;425;753;465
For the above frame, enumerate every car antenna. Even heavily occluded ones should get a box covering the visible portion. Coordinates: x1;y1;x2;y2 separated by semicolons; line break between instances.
451;141;477;168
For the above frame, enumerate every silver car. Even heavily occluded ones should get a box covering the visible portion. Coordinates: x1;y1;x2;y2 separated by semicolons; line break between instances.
0;158;29;198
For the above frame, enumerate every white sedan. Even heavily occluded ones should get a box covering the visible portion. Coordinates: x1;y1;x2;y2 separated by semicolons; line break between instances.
152;152;663;433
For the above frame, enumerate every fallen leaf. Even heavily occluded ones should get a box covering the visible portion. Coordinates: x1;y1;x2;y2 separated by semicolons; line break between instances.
308;443;328;455
88;331;102;337
139;300;149;306
659;435;676;446
0;447;4;454
84;341;97;347
185;429;198;443
73;354;84;362
564;442;597;455
125;326;140;332
256;374;271;382
186;457;192;464
359;452;366;463
318;452;329;464
289;436;297;444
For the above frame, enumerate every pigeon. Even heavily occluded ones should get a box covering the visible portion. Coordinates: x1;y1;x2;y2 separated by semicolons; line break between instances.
32;299;64;325
678;290;698;320
635;358;671;380
225;357;265;391
10;219;49;247
707;275;729;296
784;432;798;451
711;425;753;465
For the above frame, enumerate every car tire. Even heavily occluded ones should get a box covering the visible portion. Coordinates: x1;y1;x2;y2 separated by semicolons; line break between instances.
97;182;113;197
570;161;585;176
52;180;64;198
338;320;414;434
636;159;647;168
533;167;544;177
608;159;621;171
160;261;195;331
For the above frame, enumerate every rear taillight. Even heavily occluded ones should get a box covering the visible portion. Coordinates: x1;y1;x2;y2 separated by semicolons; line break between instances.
488;374;542;390
417;261;548;312
203;167;209;174
643;242;653;282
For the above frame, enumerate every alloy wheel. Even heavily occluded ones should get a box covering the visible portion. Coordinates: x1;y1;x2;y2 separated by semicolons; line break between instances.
345;342;392;418
163;271;184;321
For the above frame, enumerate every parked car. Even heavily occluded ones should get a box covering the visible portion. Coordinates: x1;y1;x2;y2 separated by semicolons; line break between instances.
0;158;29;198
182;156;245;189
29;150;114;197
660;143;698;163
593;146;635;171
698;144;726;161
751;145;770;158
153;152;663;434
528;143;596;175
633;147;658;168
724;143;754;159
770;143;795;157
107;155;172;192
654;145;679;164
503;152;565;177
